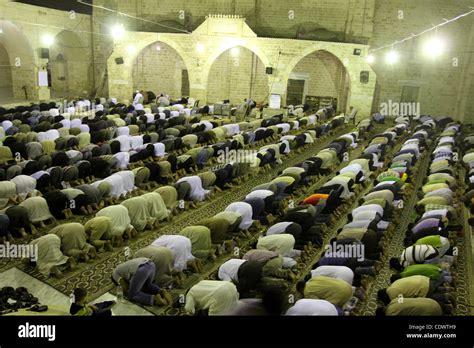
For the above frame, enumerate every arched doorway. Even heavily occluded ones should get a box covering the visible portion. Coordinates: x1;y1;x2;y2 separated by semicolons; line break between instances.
286;50;350;113
0;43;13;102
207;46;269;105
132;41;190;101
0;20;35;102
49;30;92;98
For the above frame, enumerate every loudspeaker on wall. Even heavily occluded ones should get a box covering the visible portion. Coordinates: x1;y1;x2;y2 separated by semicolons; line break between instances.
360;71;369;83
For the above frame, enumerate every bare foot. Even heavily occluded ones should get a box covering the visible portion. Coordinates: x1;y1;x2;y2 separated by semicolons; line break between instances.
160;289;173;306
154;294;167;306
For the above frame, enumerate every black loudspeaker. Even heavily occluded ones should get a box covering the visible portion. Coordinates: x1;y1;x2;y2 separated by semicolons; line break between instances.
115;57;124;65
353;48;362;56
266;67;273;75
360;71;369;83
40;48;49;59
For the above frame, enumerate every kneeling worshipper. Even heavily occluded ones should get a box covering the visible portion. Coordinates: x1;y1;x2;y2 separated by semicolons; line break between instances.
141;192;170;226
19;196;55;227
49;223;97;262
112;257;173;306
179;225;215;260
242;249;296;282
224;201;255;231
152;234;201;273
393;260;452;280
176;175;210;201
256;234;300;269
96;205;135;245
197;216;233;250
134;245;176;289
285;299;344;316
121;196;152;232
83;216;113;252
184;280;239;315
377;275;454;313
377;297;442;316
297;275;353;308
29;234;75;278
389;244;440;270
218;258;265;295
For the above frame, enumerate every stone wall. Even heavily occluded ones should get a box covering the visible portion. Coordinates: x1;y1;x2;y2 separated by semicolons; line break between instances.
91;0;374;43
206;46;268;104
0;43;13;101
3;0;474;122
131;41;188;98
290;50;348;108
369;0;474;120
0;0;92;102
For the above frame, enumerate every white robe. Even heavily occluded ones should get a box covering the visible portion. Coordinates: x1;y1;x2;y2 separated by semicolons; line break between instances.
285;299;338;316
311;265;354;285
218;259;246;282
152;235;195;271
112;171;135;194
12;175;37;199
176;176;210;201
113;152;130;170
225;202;254;230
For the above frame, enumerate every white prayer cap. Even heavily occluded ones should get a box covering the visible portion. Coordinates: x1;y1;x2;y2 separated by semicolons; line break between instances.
95;104;104;112
111;98;117;104
49;108;59;117
83;100;91;107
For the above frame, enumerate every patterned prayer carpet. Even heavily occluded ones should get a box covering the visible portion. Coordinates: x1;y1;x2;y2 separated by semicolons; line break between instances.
1;123;471;316
0;126;353;311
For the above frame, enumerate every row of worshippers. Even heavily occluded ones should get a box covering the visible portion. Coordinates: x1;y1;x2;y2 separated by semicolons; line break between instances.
0;99;330;201
0;106;297;188
0;106;333;242
17;112;351;275
377;119;461;315
8;104;351;304
0;101;352;244
0;109;348;288
175;119;381;315
289;121;413;315
110;185;292;307
0;95;343;190
104;118;363;312
293;117;457;316
461;131;474;215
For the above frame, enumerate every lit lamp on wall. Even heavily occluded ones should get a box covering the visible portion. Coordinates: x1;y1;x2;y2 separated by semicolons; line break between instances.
423;36;445;58
41;34;55;47
385;49;399;65
111;24;125;41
